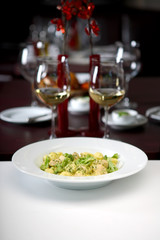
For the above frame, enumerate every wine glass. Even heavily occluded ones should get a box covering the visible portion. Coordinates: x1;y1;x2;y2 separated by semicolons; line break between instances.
18;42;38;106
89;59;125;138
34;57;71;139
116;41;141;109
18;41;58;106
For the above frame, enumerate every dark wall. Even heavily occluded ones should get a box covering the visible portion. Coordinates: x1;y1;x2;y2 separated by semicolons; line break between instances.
0;0;60;45
121;8;160;76
0;1;160;76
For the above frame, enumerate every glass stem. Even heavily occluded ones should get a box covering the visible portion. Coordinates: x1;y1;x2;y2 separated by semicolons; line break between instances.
50;105;57;139
122;75;130;106
31;82;38;106
104;106;110;139
125;75;130;98
31;90;38;106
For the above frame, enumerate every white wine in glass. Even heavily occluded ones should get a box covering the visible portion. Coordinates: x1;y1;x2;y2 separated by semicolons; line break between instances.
89;60;125;138
34;56;70;139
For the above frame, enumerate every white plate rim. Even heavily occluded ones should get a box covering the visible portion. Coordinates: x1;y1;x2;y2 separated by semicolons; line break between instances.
0;106;52;124
145;106;160;121
12;137;148;189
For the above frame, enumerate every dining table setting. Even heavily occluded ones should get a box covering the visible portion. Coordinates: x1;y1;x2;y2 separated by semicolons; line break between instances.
0;71;160;160
1;1;160;239
0;51;160;240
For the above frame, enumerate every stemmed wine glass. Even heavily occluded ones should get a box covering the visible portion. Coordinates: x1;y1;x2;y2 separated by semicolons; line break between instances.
18;42;38;106
34;57;71;139
89;59;125;138
116;41;141;109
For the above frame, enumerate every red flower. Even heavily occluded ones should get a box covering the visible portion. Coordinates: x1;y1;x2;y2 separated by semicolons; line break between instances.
61;0;73;20
51;1;99;36
85;19;100;36
77;6;88;19
90;19;100;36
56;0;81;21
87;2;95;18
85;26;90;35
51;18;65;34
71;0;82;15
78;2;95;19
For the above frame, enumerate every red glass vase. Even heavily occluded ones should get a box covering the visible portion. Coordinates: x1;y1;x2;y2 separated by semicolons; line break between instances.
57;54;69;136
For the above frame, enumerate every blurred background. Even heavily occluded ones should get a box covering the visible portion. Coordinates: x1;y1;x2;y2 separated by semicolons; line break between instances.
0;0;160;76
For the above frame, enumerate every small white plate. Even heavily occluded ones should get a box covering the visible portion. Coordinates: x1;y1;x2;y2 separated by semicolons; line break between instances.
0;106;52;124
12;137;148;190
111;109;138;125
102;114;148;130
146;106;160;122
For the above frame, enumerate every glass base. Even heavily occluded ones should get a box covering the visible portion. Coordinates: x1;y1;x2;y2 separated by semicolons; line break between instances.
31;100;39;107
103;134;110;139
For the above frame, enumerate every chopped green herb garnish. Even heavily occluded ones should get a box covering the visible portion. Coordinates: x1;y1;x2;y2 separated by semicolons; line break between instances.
118;111;129;117
40;152;119;177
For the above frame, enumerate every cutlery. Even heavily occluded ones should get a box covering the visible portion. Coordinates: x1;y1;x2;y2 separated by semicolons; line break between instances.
28;113;51;123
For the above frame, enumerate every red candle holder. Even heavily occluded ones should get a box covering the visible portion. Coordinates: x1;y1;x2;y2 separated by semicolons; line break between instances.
81;54;103;137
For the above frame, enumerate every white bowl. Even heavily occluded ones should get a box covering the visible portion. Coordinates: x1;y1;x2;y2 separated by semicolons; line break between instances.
12;137;148;190
112;109;138;125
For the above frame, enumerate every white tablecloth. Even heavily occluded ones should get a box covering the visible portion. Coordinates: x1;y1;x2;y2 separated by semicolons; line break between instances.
0;161;160;240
